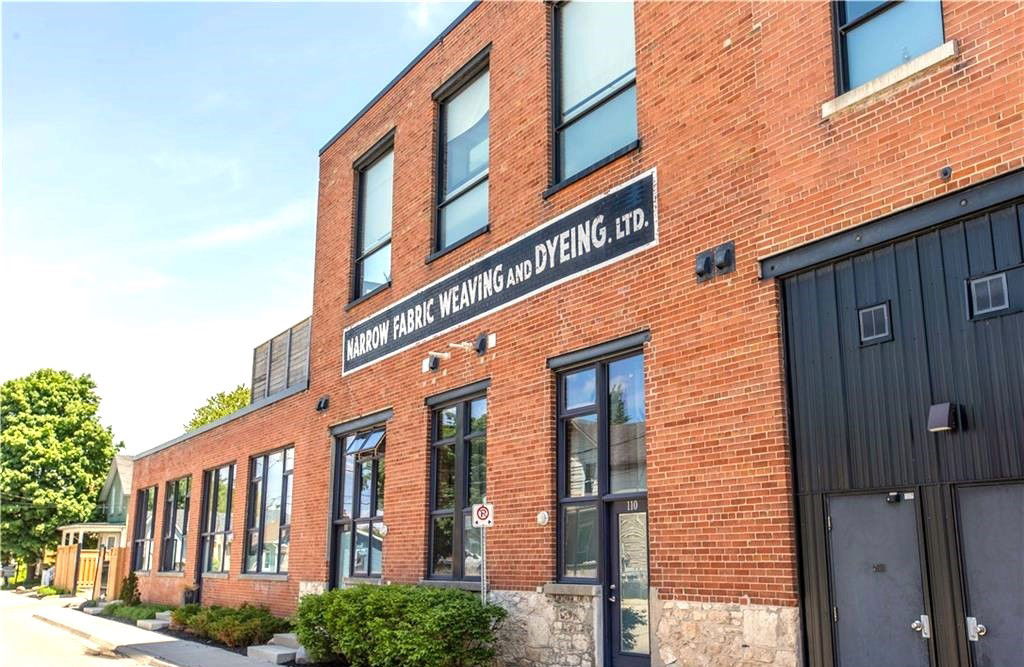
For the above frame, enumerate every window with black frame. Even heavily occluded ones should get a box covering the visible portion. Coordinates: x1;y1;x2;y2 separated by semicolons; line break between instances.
352;138;394;300
132;486;157;571
429;395;487;580
160;476;191;571
435;58;489;252
554;0;637;183
244;447;293;574
833;0;944;91
557;352;646;581
200;464;235;573
332;428;386;582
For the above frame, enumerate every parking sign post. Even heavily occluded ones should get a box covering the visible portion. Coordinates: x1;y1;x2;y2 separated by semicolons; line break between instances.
471;500;494;604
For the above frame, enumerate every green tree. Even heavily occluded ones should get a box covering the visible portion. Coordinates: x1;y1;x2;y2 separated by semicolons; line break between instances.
0;369;116;566
184;384;249;431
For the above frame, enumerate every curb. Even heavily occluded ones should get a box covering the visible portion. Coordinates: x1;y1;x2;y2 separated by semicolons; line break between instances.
32;611;181;667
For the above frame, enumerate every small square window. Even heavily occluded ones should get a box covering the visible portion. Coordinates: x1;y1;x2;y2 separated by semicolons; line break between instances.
858;303;891;344
970;273;1009;316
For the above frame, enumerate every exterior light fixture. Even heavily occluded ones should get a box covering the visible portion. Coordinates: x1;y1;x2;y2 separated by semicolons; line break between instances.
927;402;958;432
315;395;330;412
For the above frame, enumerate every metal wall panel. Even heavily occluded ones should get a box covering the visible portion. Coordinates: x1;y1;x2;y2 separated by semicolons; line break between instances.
784;200;1024;495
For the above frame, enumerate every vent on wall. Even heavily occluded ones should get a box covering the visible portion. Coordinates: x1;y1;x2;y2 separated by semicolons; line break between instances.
251;317;311;402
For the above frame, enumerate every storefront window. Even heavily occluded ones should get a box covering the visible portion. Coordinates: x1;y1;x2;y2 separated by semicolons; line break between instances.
332;428;386;579
244;446;293;574
160;476;190;572
132;486;157;571
200;464;235;573
429;394;487;580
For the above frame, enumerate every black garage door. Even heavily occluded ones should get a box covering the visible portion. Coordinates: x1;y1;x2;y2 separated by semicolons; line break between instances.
772;181;1024;667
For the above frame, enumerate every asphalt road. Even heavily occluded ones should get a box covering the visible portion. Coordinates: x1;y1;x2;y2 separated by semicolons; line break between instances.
0;590;134;666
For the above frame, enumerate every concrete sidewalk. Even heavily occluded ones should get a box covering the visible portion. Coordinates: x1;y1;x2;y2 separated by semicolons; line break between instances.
33;605;273;667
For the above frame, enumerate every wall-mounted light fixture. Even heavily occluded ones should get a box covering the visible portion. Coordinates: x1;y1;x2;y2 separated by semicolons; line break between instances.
315;395;330;412
927;402;958;432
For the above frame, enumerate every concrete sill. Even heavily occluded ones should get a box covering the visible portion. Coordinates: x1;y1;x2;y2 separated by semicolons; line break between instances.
542;582;601;597
822;40;958;118
418;579;481;592
343;576;382;587
201;572;229;580
238;573;288;582
155;571;184;578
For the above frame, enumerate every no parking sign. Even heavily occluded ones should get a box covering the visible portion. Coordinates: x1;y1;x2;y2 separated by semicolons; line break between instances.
472;502;494;528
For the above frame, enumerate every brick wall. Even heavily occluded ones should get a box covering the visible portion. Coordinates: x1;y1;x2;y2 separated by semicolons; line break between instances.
128;0;1023;615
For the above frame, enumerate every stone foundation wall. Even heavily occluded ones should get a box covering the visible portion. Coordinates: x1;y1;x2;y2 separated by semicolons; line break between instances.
491;590;597;667
655;600;800;667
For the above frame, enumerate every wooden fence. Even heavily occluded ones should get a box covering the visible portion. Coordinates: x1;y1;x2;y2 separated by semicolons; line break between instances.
54;544;128;600
54;544;78;591
92;546;128;601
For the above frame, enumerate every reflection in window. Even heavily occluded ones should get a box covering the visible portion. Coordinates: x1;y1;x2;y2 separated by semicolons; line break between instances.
836;0;944;90
438;69;489;250
160;476;190;572
354;147;394;298
332;429;385;580
245;447;293;574
557;352;646;582
201;464;234;573
430;394;487;580
555;1;637;180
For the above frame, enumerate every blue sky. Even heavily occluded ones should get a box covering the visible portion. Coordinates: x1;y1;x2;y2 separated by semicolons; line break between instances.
1;1;472;452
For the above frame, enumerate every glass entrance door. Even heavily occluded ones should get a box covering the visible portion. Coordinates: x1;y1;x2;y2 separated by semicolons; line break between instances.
608;498;650;666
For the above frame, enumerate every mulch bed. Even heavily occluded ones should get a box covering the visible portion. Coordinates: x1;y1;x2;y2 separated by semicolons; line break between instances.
81;609;246;656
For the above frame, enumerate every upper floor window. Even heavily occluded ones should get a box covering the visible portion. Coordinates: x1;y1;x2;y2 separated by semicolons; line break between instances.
554;0;637;182
429;393;487;581
160;476;191;572
132;486;156;571
436;63;490;253
834;1;944;91
332;427;386;581
353;138;394;300
245;447;293;574
201;464;235;574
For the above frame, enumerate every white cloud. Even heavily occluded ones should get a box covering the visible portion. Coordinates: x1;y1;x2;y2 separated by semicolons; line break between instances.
150;150;245;190
407;0;441;31
176;198;314;250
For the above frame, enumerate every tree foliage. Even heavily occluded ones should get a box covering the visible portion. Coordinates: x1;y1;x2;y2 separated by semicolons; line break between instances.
183;384;249;432
0;369;116;562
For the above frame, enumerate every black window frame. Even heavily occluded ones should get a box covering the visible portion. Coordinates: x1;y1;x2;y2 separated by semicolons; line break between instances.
430;46;491;259
555;349;647;584
831;0;945;94
350;130;396;305
858;301;893;346
331;427;387;581
428;388;488;581
159;475;191;572
200;463;235;574
132;486;157;572
550;0;639;187
244;446;294;575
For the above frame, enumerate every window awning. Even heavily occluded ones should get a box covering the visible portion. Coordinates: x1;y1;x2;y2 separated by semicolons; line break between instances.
347;429;385;456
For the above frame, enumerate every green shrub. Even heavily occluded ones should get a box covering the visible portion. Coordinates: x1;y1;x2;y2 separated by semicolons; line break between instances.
82;599;98;608
101;602;174;622
119;571;141;605
185;605;232;639
35;586;66;597
171;603;201;628
296;584;507;667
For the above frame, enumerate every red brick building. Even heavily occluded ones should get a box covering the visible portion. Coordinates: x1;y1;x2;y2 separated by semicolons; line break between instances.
127;2;1023;665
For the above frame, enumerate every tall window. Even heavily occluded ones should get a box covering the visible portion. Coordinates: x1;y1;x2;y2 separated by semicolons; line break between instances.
834;1;944;91
200;464;235;574
558;352;646;580
245;447;293;574
332;428;386;582
132;486;157;571
353;140;394;300
429;395;487;580
436;61;489;252
554;0;637;182
160;476;191;572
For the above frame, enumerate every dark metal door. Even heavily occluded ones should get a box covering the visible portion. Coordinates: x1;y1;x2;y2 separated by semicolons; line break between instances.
828;492;931;667
957;483;1024;667
607;498;650;666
